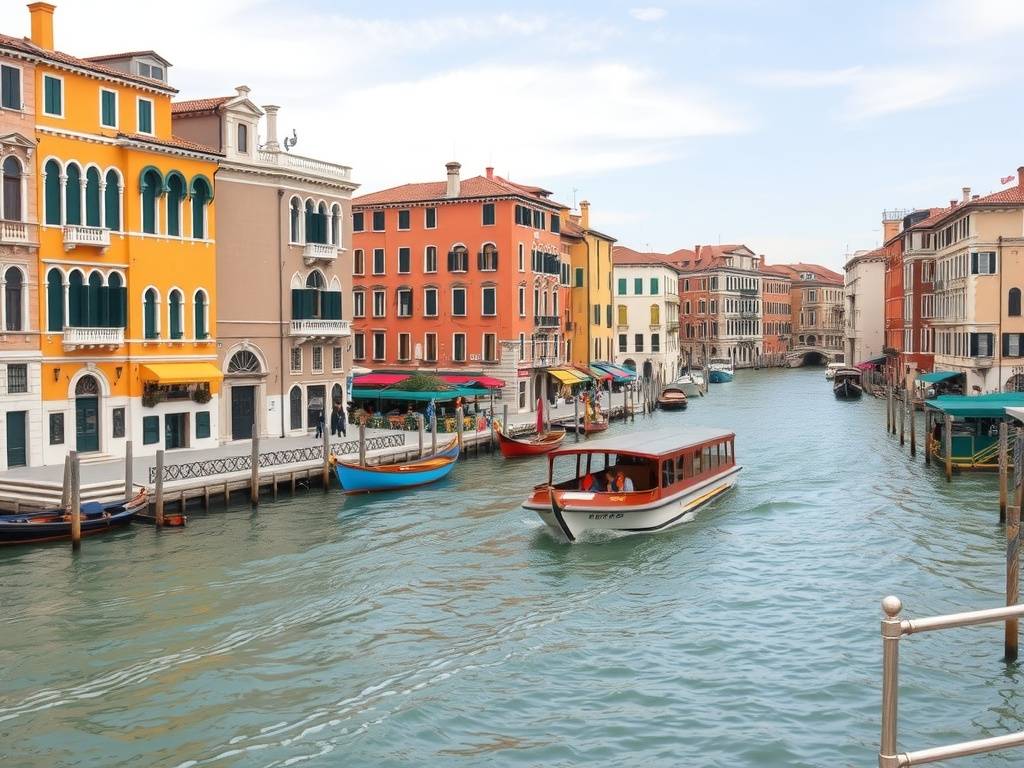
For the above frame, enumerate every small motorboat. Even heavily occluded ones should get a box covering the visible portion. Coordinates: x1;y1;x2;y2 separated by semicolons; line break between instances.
708;358;735;383
0;491;147;545
833;368;863;400
134;509;188;527
332;446;459;493
581;393;608;433
497;422;566;458
825;362;845;381
657;386;689;411
673;374;703;397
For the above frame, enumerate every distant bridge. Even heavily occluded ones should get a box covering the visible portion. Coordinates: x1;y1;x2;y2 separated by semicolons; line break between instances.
784;346;841;368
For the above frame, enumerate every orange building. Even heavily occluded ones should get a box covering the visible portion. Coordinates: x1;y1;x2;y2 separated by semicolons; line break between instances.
760;265;792;362
883;223;905;379
351;163;570;413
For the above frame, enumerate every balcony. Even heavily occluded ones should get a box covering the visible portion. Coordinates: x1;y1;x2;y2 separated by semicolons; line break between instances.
63;225;110;252
256;149;353;183
969;355;994;369
289;319;351;339
63;326;123;350
739;287;758;296
303;242;341;265
0;220;35;245
534;315;559;328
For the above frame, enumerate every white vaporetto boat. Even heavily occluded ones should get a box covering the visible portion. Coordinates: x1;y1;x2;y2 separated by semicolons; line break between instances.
522;428;741;542
673;373;704;397
707;358;735;383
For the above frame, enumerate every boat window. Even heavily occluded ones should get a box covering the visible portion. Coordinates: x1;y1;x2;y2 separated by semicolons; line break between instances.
693;450;702;475
703;446;714;470
676;453;688;478
662;460;676;488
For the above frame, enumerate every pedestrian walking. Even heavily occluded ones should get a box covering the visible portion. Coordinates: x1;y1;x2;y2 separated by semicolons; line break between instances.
315;411;324;439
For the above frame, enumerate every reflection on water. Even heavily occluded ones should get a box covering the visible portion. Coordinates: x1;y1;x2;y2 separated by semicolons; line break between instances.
2;368;1023;766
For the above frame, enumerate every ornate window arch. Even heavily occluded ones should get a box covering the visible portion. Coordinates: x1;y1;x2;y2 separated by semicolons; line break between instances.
2;155;23;221
227;349;263;375
3;265;25;331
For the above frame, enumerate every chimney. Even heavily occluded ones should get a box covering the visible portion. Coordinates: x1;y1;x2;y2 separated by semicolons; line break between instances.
579;199;590;229
962;186;970;203
445;161;461;198
1018;166;1024;187
235;85;251;99
882;219;900;242
950;199;957;208
262;105;280;151
485;166;494;180
28;3;55;50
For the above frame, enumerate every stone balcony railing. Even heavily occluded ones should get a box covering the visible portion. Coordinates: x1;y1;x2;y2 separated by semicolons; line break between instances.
0;219;35;245
303;242;342;265
63;326;124;349
63;225;110;252
289;318;351;338
257;150;352;183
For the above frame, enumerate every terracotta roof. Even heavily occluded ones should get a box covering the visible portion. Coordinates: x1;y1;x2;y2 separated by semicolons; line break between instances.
0;33;175;93
612;246;682;272
759;264;793;278
172;96;231;115
118;132;221;155
85;50;171;66
769;262;844;285
354;173;561;208
560;218;584;238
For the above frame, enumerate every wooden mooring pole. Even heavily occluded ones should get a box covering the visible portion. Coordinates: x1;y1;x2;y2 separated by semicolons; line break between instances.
909;398;917;458
944;414;953;482
155;449;165;527
999;422;1009;524
924;410;932;466
61;453;71;511
1007;484;1020;662
322;423;331;491
899;392;906;446
885;385;892;433
359;422;367;466
70;451;81;551
456;406;464;452
250;423;260;505
573;396;580;442
124;440;133;499
503;404;509;436
431;413;437;456
416;413;425;458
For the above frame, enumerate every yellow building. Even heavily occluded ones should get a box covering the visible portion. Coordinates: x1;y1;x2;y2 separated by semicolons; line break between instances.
561;200;616;366
6;3;222;463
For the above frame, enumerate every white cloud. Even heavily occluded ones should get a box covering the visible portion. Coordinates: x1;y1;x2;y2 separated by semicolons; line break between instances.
746;67;864;88
630;7;668;22
913;0;1024;44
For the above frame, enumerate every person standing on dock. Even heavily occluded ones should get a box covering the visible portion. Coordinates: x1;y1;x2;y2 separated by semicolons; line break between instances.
315;411;325;440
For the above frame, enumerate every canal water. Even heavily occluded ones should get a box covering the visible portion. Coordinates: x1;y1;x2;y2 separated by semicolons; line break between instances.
1;368;1020;767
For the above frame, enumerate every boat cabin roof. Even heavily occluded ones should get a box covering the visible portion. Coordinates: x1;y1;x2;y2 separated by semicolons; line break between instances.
548;427;733;460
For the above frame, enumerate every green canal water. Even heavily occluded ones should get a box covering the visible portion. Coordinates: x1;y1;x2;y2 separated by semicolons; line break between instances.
1;368;1021;767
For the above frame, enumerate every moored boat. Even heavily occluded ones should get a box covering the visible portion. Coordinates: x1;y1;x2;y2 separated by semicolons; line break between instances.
707;358;735;383
833;368;863;399
825;362;845;381
496;424;566;458
672;374;703;397
134;509;188;527
657;385;688;411
0;491;147;545
522;427;740;541
332;448;459;493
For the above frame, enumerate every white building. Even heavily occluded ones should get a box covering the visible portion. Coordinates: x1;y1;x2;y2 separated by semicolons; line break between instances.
611;249;681;383
844;247;886;365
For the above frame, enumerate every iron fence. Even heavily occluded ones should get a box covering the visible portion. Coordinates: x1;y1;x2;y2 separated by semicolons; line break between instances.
148;433;408;482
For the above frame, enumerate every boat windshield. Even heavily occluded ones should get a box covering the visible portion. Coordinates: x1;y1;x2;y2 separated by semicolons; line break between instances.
550;452;659;493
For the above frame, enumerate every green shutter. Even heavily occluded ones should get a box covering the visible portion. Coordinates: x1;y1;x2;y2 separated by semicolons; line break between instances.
170;298;182;339
144;295;156;338
142;183;155;234
618;278;626;295
192;189;206;239
64;165;81;225
167;182;181;237
1;65;20;110
291;289;304;320
44;77;61;115
47;271;63;331
104;173;120;230
85;170;100;227
143;416;159;445
115;287;127;328
305;289;318;318
68;281;83;327
44;162;61;225
195;411;211;439
323;291;342;320
194;296;206;339
96;286;110;327
138;100;152;133
101;90;115;126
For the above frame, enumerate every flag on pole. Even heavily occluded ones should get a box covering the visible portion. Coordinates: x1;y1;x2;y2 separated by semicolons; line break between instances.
1002;175;1016;185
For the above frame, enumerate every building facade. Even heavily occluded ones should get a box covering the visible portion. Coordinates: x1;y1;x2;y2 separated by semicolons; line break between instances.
761;267;792;363
351;163;568;413
172;88;357;442
772;264;845;365
897;208;942;378
562;200;616;366
843;247;886;366
3;4;223;467
611;247;680;382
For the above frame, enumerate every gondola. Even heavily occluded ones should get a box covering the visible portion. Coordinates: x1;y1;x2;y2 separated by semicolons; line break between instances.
134;509;188;527
496;423;566;458
657;386;689;411
0;490;147;545
331;446;460;493
833;368;863;400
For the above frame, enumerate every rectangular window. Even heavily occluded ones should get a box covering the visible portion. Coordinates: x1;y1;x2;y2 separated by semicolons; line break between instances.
971;251;997;275
650;277;659;294
425;207;437;229
196;411;211;439
424;288;438;317
518;286;526;317
550;215;560;234
7;363;27;393
593;305;600;325
1005;333;1024;358
0;64;20;111
137;97;153;134
398;209;410;230
372;248;385;275
353;291;365;318
372;290;386;318
453;333;466;362
397;288;413;317
518;380;526;409
519;243;525;272
312;346;323;372
49;412;64;445
398;247;411;274
482;203;495;225
353;249;364;275
635;333;644;352
372;210;385;231
333;346;343;371
452;287;467;316
373;331;386;361
354;333;365;360
482;286;496;316
100;88;117;128
483;333;497;362
290;347;302;372
425;246;438;273
143;415;160;445
634;278;643;295
352;211;364;232
43;75;62;116
618;278;627;295
619;333;627;352
425;332;437;362
398;332;411;361
112;407;125;438
575;268;584;287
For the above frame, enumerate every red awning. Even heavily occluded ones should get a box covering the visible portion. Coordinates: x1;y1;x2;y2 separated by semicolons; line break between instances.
354;373;409;387
439;374;505;388
575;365;611;382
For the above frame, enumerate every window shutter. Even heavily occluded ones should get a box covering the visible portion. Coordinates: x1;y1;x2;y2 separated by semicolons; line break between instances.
144;298;155;338
986;333;994;356
97;286;110;327
194;299;206;339
291;288;304;320
1004;333;1011;357
47;275;63;331
989;252;997;274
971;252;978;274
970;333;978;357
305;289;319;318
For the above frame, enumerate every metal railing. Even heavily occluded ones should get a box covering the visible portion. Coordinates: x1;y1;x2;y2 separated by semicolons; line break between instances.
289;318;351;337
148;433;407;482
879;596;1024;767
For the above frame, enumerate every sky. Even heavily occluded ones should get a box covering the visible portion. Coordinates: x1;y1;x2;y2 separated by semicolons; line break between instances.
5;0;1024;271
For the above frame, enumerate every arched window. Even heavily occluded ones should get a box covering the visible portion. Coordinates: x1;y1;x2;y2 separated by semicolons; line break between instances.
289;197;301;242
68;271;84;327
166;173;185;237
107;272;125;328
84;167;101;227
3;156;22;221
304;200;316;244
104;169;121;231
144;288;159;339
47;268;63;331
75;375;100;396
237;123;248;153
141;168;162;234
1010;288;1022;317
4;267;23;331
193;289;208;339
168;289;183;339
617;304;627;325
650;304;660;325
44;159;61;225
227;350;262;375
64;163;82;225
315;202;328;244
88;271;103;327
330;204;341;246
190;176;211;239
331;383;342;404
305;271;326;290
289;386;303;430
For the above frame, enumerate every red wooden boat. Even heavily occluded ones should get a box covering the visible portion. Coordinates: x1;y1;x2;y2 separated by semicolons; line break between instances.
497;424;566;458
582;393;609;434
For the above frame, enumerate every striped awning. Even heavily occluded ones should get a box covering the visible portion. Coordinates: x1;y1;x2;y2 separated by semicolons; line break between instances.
548;367;587;385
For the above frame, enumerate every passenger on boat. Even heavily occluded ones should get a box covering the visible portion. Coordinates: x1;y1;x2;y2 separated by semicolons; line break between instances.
580;473;603;492
614;471;635;492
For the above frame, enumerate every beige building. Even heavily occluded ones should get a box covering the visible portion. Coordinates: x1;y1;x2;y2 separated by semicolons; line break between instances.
844;247;886;365
173;87;358;441
0;50;39;469
771;263;846;365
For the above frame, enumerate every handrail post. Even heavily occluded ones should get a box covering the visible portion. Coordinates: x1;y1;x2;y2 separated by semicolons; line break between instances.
880;595;903;768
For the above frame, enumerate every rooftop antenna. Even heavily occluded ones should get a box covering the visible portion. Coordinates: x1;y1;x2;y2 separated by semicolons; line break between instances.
572;187;579;209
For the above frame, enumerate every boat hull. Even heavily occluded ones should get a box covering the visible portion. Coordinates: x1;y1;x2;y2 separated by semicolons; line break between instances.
833;380;863;399
525;466;741;541
657;398;688;411
0;492;146;545
334;456;456;493
708;370;734;383
497;429;566;458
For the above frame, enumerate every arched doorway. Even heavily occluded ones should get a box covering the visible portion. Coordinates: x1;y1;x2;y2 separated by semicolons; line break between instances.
75;374;101;453
642;360;654;380
226;349;262;440
623;358;636;371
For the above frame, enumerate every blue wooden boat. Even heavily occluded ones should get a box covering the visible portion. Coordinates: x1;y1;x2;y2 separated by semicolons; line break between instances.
708;358;734;383
333;449;459;493
0;491;147;545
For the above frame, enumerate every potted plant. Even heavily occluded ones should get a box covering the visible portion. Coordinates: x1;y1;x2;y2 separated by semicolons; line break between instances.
192;385;212;404
142;387;161;408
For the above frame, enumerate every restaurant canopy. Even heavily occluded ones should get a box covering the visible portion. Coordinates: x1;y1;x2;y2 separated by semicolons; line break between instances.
591;361;637;383
548;367;589;385
140;362;223;385
855;356;887;370
353;373;504;389
351;386;489;402
924;392;1024;419
917;371;964;384
575;364;612;382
